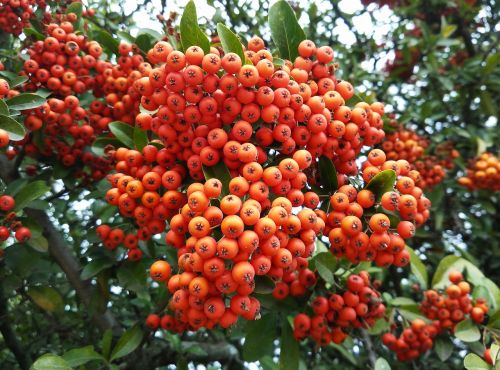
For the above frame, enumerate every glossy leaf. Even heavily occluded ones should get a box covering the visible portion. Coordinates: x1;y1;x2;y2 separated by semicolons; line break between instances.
454;319;481;342
268;0;306;61
62;346;104;367
14;180;50;211
313;252;336;284
0;99;8;115
216;23;246;63
364;170;397;201
133;126;148;151
254;275;275;294
30;354;71;370
318;156;338;194
463;353;491;370
6;93;45;111
243;314;276;361
0;114;25;140
27;235;48;253
81;259;114;280
110;325;143;361
407;246;428;289
108;121;135;148
279;320;299;370
180;0;210;53
27;286;64;312
91;137;122;156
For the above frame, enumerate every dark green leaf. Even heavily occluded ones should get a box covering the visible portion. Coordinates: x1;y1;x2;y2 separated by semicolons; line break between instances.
243;314;276;361
268;0;306;60
92;28;119;55
364;170;396;201
313;252;336;285
0;114;25;140
27;286;64;312
81;259;114;280
0;99;8;115
6;93;45;111
101;329;113;360
318;156;338;194
454;319;481;342
30;354;71;370
135;34;155;54
24;27;44;40
91;137;122;156
279;320;299;370
133;126;148;151
463;353;491;370
254;276;275;294
27;235;48;253
9;75;28;88
110;325;143;361
14;180;49;211
180;0;210;53
216;23;246;64
108;121;135;148
62;346;104;367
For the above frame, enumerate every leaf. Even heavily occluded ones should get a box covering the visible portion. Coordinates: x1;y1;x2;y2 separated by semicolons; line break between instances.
92;28;119;55
24;27;45;40
14;180;49;211
434;336;454;362
374;358;391;370
390;297;416;306
0;99;8;115
441;24;457;38
27;286;64;312
202;162;231;196
472;285;495;309
463;353;491;370
487;310;500;329
254;275;275;294
65;1;83;30
454;319;481;342
101;329;113;360
483;52;500;75
407;247;428;289
268;0;306;61
480;91;497;117
216;23;246;64
108;121;135;148
62;346;104;367
243;314;276;361
314;252;336;285
30;354;71;370
91;137;122;156
9;75;28;88
0;114;25;140
431;255;461;288
318;156;338;194
133;126;148;151
364;170;396;201
180;0;210;53
110;325;143;361
81;259;114;280
27;235;48;252
135;34;155;54
280;320;299;370
398;304;430;323
490;344;499;366
6;93;45;111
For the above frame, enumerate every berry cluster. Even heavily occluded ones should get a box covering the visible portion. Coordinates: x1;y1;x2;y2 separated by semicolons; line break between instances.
458;152;500;191
420;271;489;330
293;272;385;345
325;148;430;267
0;0;44;35
382;319;439;361
0;194;31;242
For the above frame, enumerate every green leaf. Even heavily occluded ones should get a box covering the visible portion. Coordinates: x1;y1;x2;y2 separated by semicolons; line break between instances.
454;319;481;342
313;252;336;285
216;23;246;64
483;52;500;75
463;353;491;370
431;255;461;288
202;162;231;196
91;137;122;156
0;114;25;140
441;25;457;38
434;336;454;362
490;344;499;366
110;325;143;361
268;0;306;61
65;2;83;30
254;275;275;294
398;304;430;323
6;93;45;111
0;99;8;115
30;354;71;370
280;320;299;370
14;180;49;211
9;75;28;88
364;170;396;201
24;27;45;41
101;329;113;360
62;346;104;367
92;28;119;55
407;247;428;289
374;358;391;370
487;310;500;329
390;297;416;306
81;259;114;280
135;34;155;54
480;91;497;117
133;126;148;151
472;285;495;309
243;314;276;361
27;235;48;252
330;343;358;366
318;156;338;194
27;286;64;312
180;0;210;53
108;121;135;148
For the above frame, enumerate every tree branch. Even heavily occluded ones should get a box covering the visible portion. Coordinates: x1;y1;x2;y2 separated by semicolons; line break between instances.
361;330;376;368
0;285;32;370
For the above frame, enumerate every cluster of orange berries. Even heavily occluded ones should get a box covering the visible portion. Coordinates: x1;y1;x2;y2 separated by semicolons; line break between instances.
420;271;489;329
381;127;458;189
131;37;386;181
293;272;385;345
382;319;439;362
22;19;102;95
458;152;500;191
0;0;44;35
324;148;430;267
0;194;31;242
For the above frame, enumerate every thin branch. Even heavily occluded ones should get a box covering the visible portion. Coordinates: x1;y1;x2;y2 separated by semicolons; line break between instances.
361;330;377;369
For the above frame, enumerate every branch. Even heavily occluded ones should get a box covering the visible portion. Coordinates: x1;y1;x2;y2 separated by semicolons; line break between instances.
0;285;32;370
361;330;376;369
